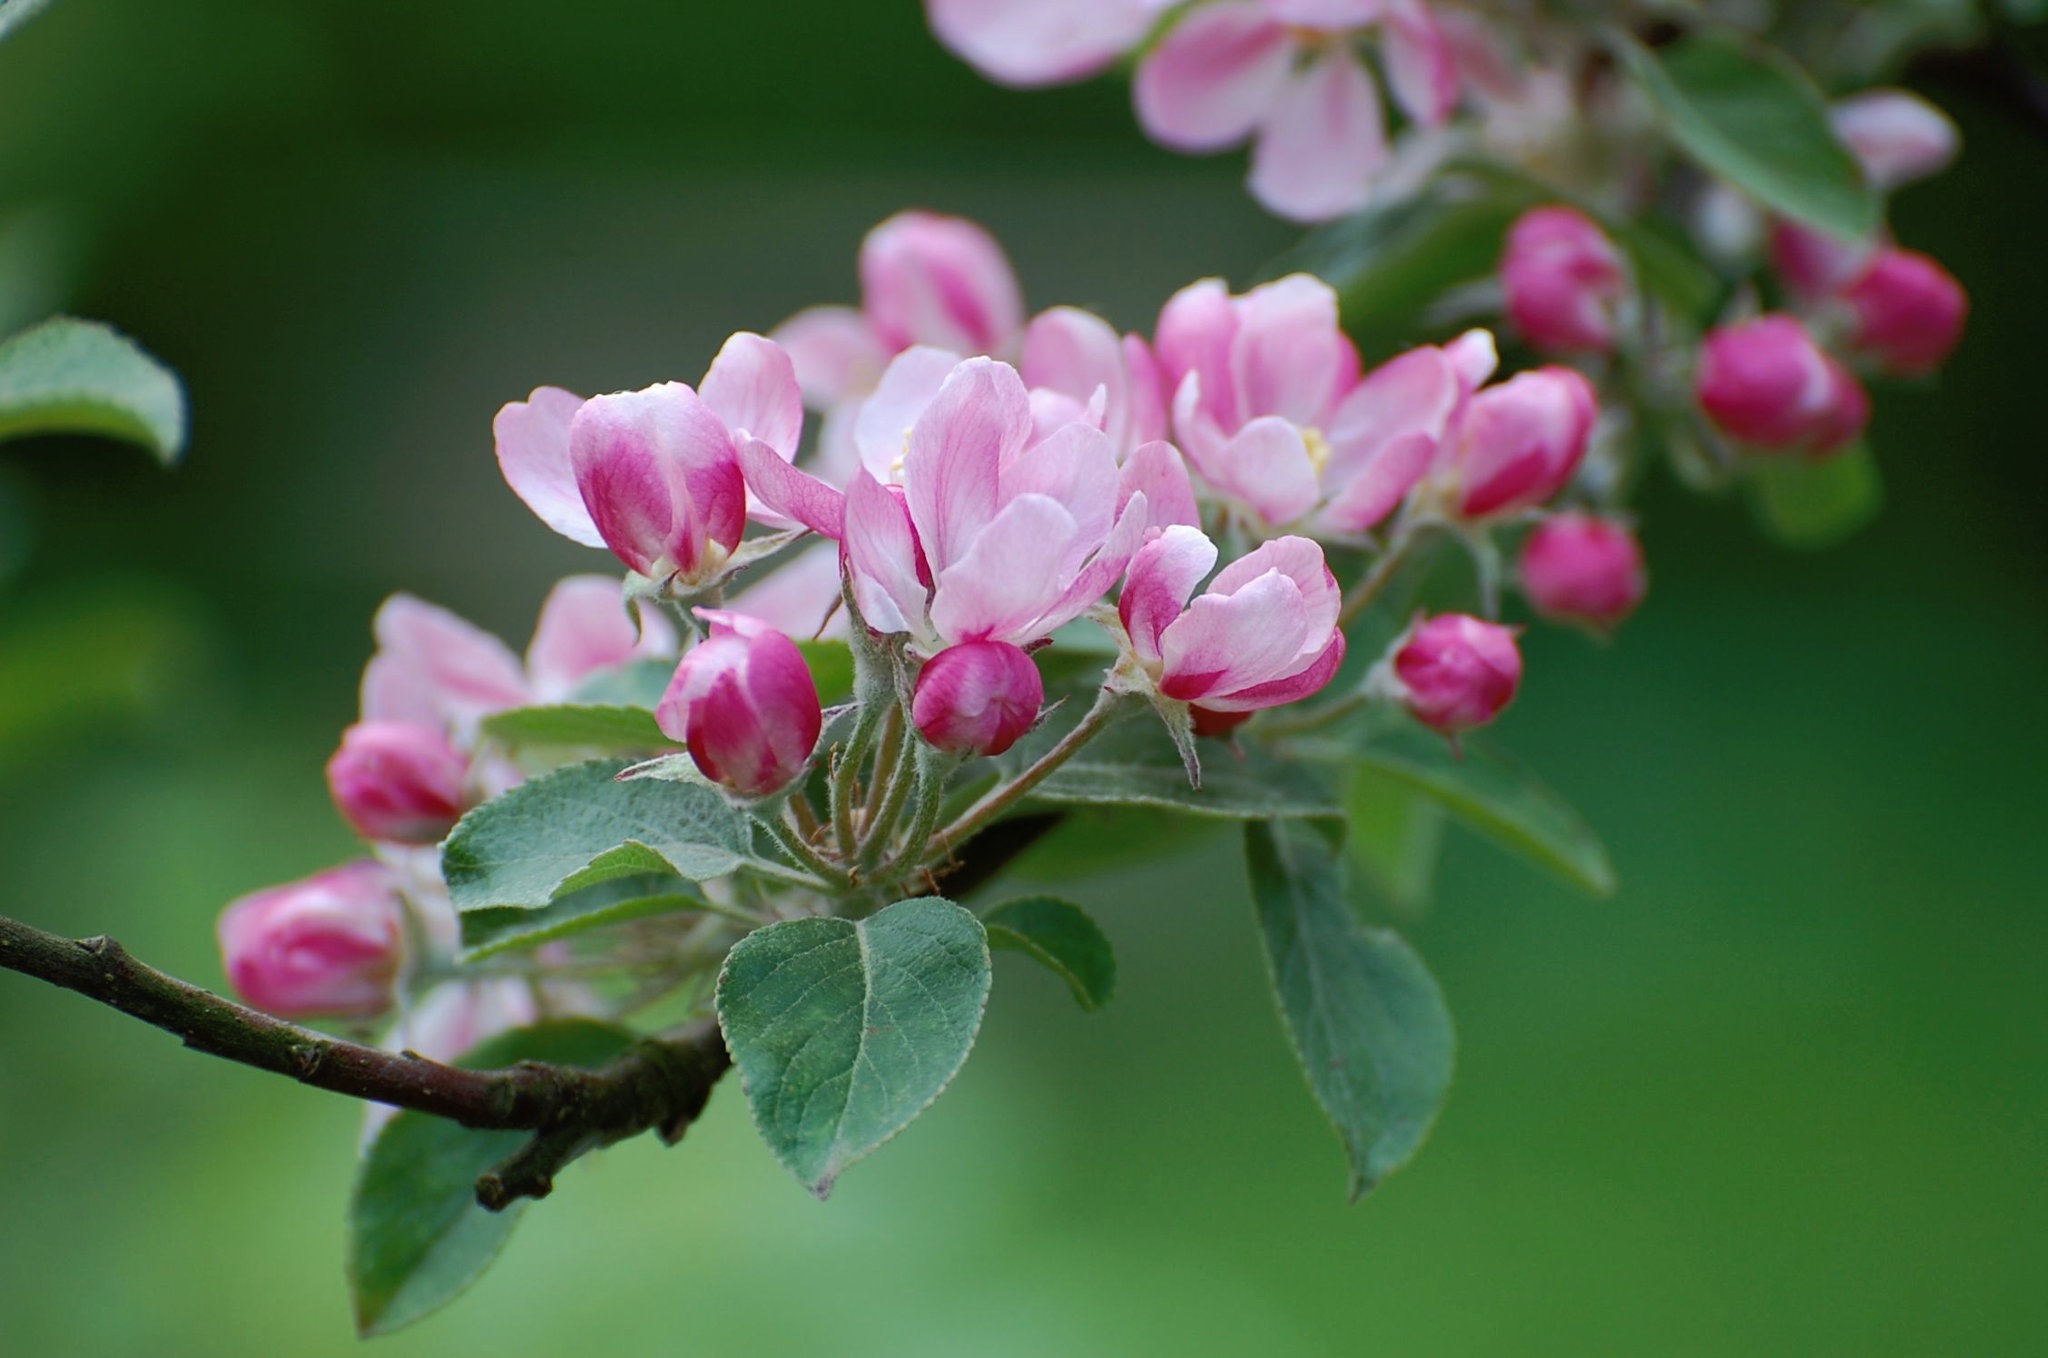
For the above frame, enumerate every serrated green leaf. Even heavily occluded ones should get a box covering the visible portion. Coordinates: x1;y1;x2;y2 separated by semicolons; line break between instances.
442;758;756;912
716;897;990;1198
1748;444;1883;548
0;317;186;463
347;1020;637;1336
1246;821;1454;1201
478;703;674;754
1615;30;1878;241
1345;765;1446;915
983;896;1116;1011
459;873;703;960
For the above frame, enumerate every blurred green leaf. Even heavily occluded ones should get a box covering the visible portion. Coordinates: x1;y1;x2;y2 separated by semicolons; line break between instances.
1615;30;1878;241
478;703;674;755
716;896;990;1198
0;0;54;41
459;873;703;960
798;639;854;703
1345;765;1446;915
1748;444;1883;548
0;317;186;463
1246;820;1455;1201
568;657;672;708
347;1019;638;1337
442;758;755;912
983;895;1116;1011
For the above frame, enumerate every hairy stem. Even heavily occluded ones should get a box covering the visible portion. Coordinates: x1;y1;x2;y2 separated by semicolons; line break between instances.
929;688;1123;859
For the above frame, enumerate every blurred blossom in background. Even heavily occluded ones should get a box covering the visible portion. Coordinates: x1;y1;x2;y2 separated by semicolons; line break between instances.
0;2;2043;1353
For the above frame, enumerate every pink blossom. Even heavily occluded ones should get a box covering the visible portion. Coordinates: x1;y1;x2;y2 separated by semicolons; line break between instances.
1389;613;1521;734
1021;307;1171;455
218;862;406;1019
326;721;471;845
1119;527;1345;714
524;575;682;703
1842;248;1968;377
1155;274;1468;535
1500;206;1629;355
925;0;1171;88
841;357;1149;651
912;640;1045;756
1134;1;1460;221
1832;90;1960;192
1768;220;1874;304
1518;513;1647;632
656;610;822;798
1436;366;1598;518
1696;316;1869;454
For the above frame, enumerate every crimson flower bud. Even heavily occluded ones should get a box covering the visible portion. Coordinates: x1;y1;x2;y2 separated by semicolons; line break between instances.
1500;206;1629;355
217;862;406;1019
657;609;821;798
1842;249;1967;377
569;383;747;584
1695;315;1868;454
1518;513;1648;632
1391;614;1524;735
326;720;470;844
911;641;1044;757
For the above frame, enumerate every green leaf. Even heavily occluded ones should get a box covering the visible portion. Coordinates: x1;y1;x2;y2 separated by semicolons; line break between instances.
347;1020;637;1337
1246;821;1455;1201
459;873;703;960
478;703;674;754
983;896;1116;1011
1020;718;1343;828
0;317;186;463
568;657;672;708
1345;765;1446;915
1748;444;1883;548
798;639;855;703
716;897;991;1198
1615;30;1878;241
442;758;756;912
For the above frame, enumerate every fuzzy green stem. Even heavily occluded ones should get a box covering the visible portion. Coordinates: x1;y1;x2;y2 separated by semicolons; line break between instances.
929;688;1124;860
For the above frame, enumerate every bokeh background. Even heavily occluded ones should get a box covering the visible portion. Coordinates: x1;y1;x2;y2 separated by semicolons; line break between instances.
1;2;2043;1353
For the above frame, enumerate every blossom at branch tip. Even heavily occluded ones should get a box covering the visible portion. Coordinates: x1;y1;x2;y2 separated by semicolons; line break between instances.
1387;612;1521;734
912;640;1045;757
1841;248;1967;378
1119;526;1345;714
1500;206;1629;356
1156;273;1470;537
217;862;406;1019
1695;315;1869;455
924;0;1173;88
656;610;822;799
1431;364;1597;519
326;720;472;846
1133;0;1459;221
1517;513;1647;633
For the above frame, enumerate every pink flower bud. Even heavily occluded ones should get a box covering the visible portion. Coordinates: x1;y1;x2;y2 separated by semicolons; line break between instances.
1696;315;1869;454
1518;513;1648;632
326;720;471;845
860;210;1025;358
1842;248;1968;377
1391;614;1523;735
568;383;747;584
912;640;1044;757
656;610;822;798
217;862;406;1019
1446;366;1598;517
1832;90;1960;192
1768;221;1872;303
1500;206;1629;355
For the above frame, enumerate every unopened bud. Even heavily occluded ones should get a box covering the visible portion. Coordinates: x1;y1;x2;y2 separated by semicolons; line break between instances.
569;383;746;584
1500;206;1629;355
657;610;822;798
326;720;470;845
911;641;1044;757
1518;513;1647;632
1447;367;1599;517
1843;248;1967;377
217;862;406;1019
1695;315;1868;454
1390;613;1523;735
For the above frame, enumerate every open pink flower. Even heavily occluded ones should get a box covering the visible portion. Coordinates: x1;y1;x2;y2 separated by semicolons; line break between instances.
1134;1;1459;221
1156;274;1469;536
1119;527;1345;713
1021;307;1171;456
925;0;1172;88
839;357;1150;651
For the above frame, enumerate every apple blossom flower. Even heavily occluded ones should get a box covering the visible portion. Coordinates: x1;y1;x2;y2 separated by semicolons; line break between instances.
1133;1;1460;222
1433;365;1598;518
1832;89;1960;193
218;862;406;1019
1155;274;1473;537
1500;206;1630;355
1841;248;1968;377
326;720;471;846
656;610;822;798
1118;527;1345;715
924;0;1172;88
1387;613;1521;734
912;640;1045;756
1517;513;1647;632
1696;316;1869;455
1020;306;1170;455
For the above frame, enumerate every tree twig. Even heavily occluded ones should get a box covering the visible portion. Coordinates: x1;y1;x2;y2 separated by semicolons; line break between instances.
0;912;730;1211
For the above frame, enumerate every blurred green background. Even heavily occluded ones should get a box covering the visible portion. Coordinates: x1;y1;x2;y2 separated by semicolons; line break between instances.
1;2;2044;1353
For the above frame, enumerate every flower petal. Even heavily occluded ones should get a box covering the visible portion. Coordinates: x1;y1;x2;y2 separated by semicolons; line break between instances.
1212;416;1321;526
1159;568;1311;700
771;306;889;408
1119;523;1218;664
860;210;1026;357
843;471;928;637
1201;629;1345;712
855;345;963;482
1118;439;1201;531
1211;534;1340;640
525;575;677;703
728;540;851;641
1381;0;1459;127
902;356;1032;575
1230;274;1357;428
738;437;847;538
1023;306;1132;447
1248;48;1387;224
926;0;1163;88
929;493;1080;645
998;419;1120;563
700;332;804;459
494;386;602;547
1133;3;1293;151
362;594;530;731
